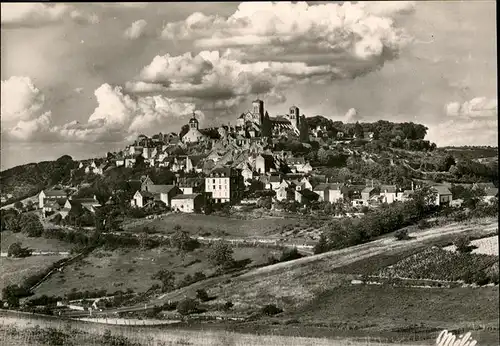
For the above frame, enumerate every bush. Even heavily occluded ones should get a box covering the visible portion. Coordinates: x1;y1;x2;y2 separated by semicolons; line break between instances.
176;298;199;315
279;247;303;262
473;271;490;286
454;236;476;254
196;289;210;302
418;219;431;230
208;241;234;268
7;242;32;258
261;304;283;316
171;229;200;252
394;229;410;241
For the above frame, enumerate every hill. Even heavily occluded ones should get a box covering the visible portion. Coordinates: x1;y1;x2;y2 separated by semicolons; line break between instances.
145;218;498;343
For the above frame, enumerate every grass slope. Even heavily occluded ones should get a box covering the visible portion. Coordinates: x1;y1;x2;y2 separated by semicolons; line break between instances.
0;255;67;298
1;231;74;253
122;213;297;238
33;246;275;298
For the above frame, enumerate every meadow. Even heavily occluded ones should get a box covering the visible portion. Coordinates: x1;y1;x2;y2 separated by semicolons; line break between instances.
1;230;74;253
121;213;300;238
33;246;276;298
0;255;67;298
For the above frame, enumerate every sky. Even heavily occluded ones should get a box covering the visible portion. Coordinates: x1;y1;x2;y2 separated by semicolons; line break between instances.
0;1;497;170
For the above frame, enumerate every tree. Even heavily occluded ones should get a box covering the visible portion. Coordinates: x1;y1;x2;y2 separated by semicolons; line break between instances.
179;124;190;139
208;241;234;268
14;201;24;211
176;298;199;315
196;289;210;302
453;236;476;253
171;228;199;252
19;213;44;237
151;270;175;292
7;242;32;258
279;247;303;262
313;234;330;254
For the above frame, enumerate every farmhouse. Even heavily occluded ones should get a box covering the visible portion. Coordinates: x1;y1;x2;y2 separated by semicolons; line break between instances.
380;185;398;204
39;189;68;209
431;185;453;206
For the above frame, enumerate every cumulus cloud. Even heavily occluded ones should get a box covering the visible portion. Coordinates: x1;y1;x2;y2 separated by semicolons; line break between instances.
124;19;148;40
161;1;414;77
445;97;497;118
126;50;340;110
52;84;200;142
427;118;498;147
1;3;98;26
343;108;360;122
1;76;53;141
428;97;498;146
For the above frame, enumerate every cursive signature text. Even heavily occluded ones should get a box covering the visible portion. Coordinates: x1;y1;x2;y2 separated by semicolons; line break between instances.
436;330;478;346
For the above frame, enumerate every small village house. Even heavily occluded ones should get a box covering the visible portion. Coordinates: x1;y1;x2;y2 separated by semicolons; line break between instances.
171;193;205;213
39;189;68;209
431;185;453;206
380;185;398;204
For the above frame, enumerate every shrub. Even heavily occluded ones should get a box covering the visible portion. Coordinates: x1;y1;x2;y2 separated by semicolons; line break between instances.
418;219;431;230
474;271;490;286
279;247;303;262
261;304;283;316
196;289;210;302
454;236;476;254
151;270;175;293
394;229;410;241
171;229;199;252
176;298;199;315
208;241;234;268
7;242;32;258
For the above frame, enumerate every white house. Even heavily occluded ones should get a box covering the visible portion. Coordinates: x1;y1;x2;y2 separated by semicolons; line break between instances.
39;189;68;209
171;194;204;213
380;185;398;204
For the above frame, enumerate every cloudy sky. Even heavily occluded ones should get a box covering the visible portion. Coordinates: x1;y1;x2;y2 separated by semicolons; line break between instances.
1;1;497;169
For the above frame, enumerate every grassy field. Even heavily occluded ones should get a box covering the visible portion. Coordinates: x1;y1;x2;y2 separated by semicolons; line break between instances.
288;285;499;345
145;219;499;340
0;255;66;297
121;213;300;238
1;231;74;253
33;246;276;298
0;310;430;346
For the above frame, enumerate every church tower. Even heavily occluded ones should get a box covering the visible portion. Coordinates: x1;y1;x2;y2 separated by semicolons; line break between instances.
252;99;264;125
189;112;199;130
289;106;300;128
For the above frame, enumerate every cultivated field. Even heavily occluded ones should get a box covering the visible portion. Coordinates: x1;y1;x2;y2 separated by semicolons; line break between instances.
0;310;431;346
0;255;67;298
33;246;276;298
1;230;74;253
121;213;300;238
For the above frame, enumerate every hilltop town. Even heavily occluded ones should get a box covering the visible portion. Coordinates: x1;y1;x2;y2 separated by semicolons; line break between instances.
1;98;498;344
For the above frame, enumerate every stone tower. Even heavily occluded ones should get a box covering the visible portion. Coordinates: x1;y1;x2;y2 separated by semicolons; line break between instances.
289;106;300;128
252;99;264;125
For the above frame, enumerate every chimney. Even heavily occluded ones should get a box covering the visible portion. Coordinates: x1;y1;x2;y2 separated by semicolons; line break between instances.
411;181;414;191
371;179;374;188
326;177;329;183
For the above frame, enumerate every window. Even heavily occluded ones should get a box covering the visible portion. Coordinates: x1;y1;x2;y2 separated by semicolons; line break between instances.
219;185;222;190
213;185;216;190
212;179;215;184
